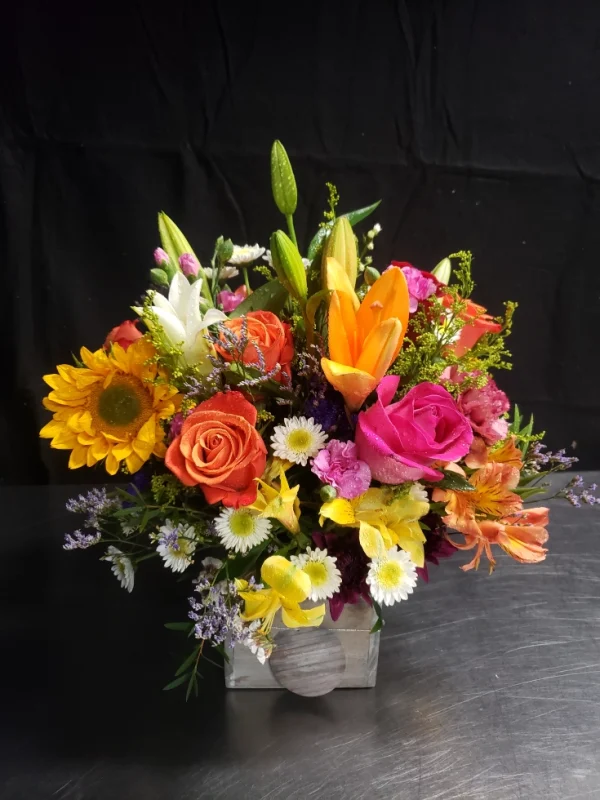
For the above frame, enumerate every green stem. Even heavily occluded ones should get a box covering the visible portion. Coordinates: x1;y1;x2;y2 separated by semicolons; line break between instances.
285;214;298;248
242;266;251;293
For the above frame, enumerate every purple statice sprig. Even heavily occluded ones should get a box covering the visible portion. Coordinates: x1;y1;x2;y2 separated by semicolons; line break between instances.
66;488;120;530
63;529;102;551
157;526;181;551
558;475;600;508
526;442;579;473
187;576;246;647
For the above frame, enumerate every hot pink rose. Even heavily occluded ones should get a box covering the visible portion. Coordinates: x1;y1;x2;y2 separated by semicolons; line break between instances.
457;377;510;445
355;376;473;482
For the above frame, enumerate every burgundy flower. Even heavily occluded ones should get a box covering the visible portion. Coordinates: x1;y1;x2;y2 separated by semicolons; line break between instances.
416;514;457;582
312;530;371;621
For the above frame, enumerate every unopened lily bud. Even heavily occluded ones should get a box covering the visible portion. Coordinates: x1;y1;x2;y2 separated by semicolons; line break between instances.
153;247;170;267
270;230;308;302
364;266;381;286
179;253;200;277
320;485;337;502
270;140;297;216
322;216;358;287
432;257;452;285
150;268;169;288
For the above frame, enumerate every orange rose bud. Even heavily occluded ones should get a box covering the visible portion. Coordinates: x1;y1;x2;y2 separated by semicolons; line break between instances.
165;391;267;508
218;310;294;384
104;320;143;351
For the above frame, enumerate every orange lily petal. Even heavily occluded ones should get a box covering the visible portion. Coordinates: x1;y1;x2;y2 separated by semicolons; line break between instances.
321;358;378;412
328;291;355;366
355;266;409;357
324;257;359;311
355;318;403;382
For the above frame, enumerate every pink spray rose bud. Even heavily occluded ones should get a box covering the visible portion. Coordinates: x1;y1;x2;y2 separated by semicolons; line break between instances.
217;285;248;313
153;247;170;267
104;320;143;351
457;377;510;445
179;253;200;277
390;263;439;313
311;439;371;499
355;376;473;483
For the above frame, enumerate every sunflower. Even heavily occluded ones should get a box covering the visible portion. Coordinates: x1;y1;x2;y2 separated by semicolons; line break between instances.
40;338;181;475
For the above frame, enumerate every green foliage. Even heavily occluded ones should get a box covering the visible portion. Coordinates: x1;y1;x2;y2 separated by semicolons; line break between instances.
151;474;183;506
323;182;340;222
228;278;288;318
449;250;475;299
253;263;275;281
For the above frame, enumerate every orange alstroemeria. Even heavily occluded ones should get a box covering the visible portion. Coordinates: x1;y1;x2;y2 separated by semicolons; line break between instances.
479;508;549;566
321;259;410;411
465;435;523;470
432;462;523;570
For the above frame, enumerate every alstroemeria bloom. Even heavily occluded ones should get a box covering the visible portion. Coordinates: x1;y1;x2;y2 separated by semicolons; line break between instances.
319;484;429;567
238;555;325;631
321;259;410;412
465;435;523;470
136;272;226;373
250;467;301;534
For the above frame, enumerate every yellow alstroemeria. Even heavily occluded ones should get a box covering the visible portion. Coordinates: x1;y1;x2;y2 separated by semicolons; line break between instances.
250;466;301;534
319;486;429;567
321;260;410;411
238;556;325;632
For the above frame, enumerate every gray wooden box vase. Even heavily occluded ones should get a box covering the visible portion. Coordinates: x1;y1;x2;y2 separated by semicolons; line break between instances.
225;600;380;694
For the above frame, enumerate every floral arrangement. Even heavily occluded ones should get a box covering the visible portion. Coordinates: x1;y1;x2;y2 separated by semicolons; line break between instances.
41;141;597;697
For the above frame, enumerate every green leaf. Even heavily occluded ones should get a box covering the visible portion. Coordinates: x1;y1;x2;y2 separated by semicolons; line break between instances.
343;200;382;227
185;672;200;702
510;404;522;435
270;140;297;216
428;470;475;492
228;279;288;318
176;645;201;677
514;485;547;500
217;541;269;582
370;599;384;634
520;414;535;455
163;673;190;691
164;622;193;631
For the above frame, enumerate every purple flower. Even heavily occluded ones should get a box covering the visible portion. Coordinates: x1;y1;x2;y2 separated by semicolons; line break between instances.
400;265;438;313
169;412;184;442
312;530;371;621
415;515;456;582
179;253;200;277
153;247;170;267
457;377;510;445
312;440;371;499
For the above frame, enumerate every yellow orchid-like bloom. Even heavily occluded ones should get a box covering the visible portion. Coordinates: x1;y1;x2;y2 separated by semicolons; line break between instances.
250;466;301;534
319;485;429;567
321;259;410;411
238;556;325;632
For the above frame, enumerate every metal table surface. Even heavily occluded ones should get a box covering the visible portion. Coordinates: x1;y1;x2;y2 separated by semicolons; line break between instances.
1;478;599;800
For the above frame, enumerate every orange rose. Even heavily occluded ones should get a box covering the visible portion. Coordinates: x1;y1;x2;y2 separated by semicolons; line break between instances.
441;296;502;357
165;391;267;508
219;310;294;383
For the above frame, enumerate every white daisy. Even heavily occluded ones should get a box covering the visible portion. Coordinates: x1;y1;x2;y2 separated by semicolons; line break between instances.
270;416;328;466
228;244;266;265
244;620;273;664
263;249;311;268
410;482;428;503
104;546;135;593
214;507;271;553
366;548;418;606
156;521;197;573
291;547;342;601
203;265;239;280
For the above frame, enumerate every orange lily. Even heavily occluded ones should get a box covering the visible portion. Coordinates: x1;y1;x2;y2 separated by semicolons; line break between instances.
321;259;410;411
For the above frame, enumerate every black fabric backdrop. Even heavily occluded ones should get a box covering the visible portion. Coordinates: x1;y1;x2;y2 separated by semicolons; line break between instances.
2;0;600;484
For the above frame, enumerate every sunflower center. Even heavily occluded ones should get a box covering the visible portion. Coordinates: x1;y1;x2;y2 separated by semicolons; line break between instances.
90;375;152;436
302;562;328;587
287;430;312;452
378;560;403;589
229;511;256;538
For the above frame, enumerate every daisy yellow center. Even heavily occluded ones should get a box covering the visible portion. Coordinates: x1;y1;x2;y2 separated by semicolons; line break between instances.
286;429;312;452
302;562;328;587
377;560;403;590
90;375;151;436
229;511;256;538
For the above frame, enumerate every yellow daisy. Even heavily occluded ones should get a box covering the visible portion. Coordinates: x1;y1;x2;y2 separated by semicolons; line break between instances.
40;338;181;475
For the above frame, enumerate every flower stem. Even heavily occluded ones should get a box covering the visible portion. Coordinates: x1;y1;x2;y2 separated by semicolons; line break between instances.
285;214;298;248
242;266;251;293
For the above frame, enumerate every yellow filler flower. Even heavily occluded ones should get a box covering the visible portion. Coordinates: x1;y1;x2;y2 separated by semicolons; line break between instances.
40;338;181;475
238;555;325;632
321;259;410;411
250;466;301;534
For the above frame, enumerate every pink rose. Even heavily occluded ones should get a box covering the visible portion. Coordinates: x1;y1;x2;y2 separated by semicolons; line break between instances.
355;376;473;482
311;440;371;499
217;285;248;312
457;377;510;445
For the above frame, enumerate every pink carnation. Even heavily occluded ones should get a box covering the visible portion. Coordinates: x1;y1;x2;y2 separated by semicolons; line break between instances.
457;378;510;445
311;440;371;499
355;376;473;482
389;263;439;313
217;285;248;313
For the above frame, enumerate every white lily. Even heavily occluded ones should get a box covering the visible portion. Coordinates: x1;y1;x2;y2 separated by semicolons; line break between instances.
137;272;227;372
